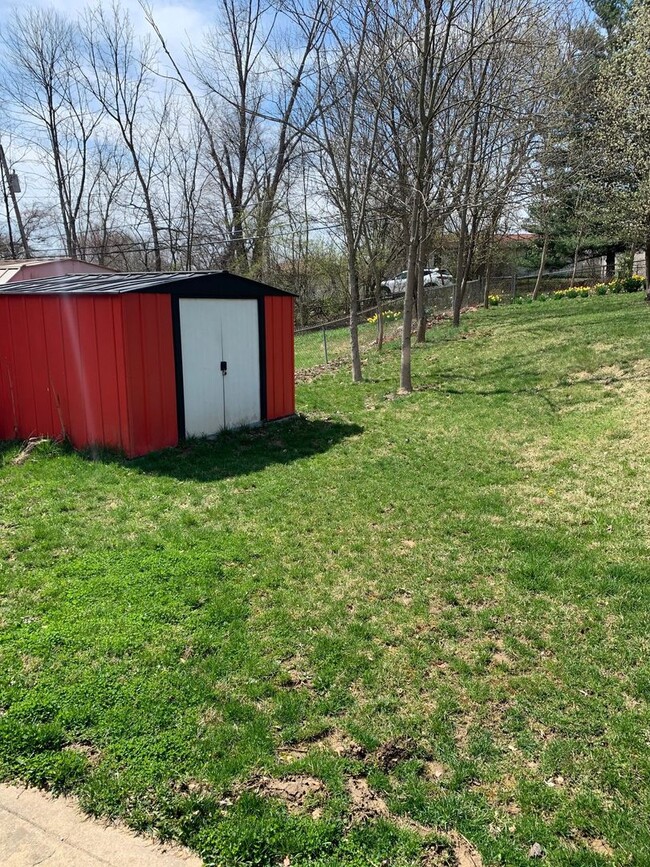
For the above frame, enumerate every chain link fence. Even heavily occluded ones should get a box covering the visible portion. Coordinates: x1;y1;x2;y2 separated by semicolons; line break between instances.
295;261;648;336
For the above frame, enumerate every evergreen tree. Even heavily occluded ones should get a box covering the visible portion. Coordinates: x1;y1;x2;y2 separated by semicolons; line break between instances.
594;0;650;292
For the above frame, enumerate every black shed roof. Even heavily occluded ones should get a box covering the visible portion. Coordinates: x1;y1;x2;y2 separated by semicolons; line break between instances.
0;270;296;298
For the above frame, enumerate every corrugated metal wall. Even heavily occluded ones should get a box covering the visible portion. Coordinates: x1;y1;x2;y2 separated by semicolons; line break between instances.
121;294;178;456
264;295;295;420
0;294;177;457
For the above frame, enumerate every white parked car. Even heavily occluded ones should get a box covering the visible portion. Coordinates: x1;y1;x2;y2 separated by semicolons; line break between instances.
380;268;454;296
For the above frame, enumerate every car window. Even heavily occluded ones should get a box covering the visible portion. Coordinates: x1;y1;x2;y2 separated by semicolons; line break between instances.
397;271;408;280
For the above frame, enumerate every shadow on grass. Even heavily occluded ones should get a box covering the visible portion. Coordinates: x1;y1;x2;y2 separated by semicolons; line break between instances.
95;415;364;482
0;441;21;463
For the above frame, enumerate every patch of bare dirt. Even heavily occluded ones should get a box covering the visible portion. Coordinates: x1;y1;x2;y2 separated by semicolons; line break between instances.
588;839;614;857
569;364;626;384
398;539;418;555
471;774;517;803
569;359;650;389
425;761;446;781
323;730;366;758
420;832;484;867
420;844;456;867
394;816;436;837
170;779;212;797
279;656;314;689
395;590;414;606
345;777;389;820
375;737;418;772
448;831;484;866
277;729;366;763
64;743;102;767
295;357;349;384
490;651;510;667
251;775;326;816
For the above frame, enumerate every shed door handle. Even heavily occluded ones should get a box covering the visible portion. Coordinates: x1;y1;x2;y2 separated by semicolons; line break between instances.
220;360;227;375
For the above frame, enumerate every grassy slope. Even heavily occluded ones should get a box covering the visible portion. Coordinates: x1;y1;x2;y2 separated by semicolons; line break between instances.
0;295;648;866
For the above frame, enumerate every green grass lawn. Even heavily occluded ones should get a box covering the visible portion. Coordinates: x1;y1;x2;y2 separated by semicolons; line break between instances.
1;294;649;866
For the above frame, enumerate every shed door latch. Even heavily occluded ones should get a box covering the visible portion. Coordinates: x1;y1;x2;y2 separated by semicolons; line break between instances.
220;360;228;375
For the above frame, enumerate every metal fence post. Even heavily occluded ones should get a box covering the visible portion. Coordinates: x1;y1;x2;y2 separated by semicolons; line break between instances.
322;326;328;363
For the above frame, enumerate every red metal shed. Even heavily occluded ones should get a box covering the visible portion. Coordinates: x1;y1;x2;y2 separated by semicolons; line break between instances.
0;271;295;457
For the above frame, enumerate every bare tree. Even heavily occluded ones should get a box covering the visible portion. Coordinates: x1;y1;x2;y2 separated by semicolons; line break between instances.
382;0;480;391
311;0;389;381
1;8;103;258
143;0;327;274
451;2;560;314
81;2;164;269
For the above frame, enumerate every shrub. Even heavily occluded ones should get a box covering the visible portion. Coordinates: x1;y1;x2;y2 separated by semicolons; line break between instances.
488;294;502;306
551;276;643;300
590;275;643;295
620;275;645;293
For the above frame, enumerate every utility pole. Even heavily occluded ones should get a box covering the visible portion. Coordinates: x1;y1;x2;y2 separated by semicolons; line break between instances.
1;158;16;258
0;142;31;259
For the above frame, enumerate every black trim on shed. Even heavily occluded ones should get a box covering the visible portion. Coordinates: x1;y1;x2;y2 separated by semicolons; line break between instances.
0;270;297;298
170;296;186;439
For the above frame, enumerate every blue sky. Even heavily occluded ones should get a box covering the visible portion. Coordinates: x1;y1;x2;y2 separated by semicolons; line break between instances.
0;0;215;61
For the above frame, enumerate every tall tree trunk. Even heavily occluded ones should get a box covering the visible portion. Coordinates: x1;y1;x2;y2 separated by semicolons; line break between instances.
400;218;419;393
416;245;427;342
532;234;549;300
348;249;362;382
416;211;428;342
0;144;30;258
569;233;583;288
483;267;491;309
137;170;162;271
453;218;467;327
375;274;384;351
605;246;616;282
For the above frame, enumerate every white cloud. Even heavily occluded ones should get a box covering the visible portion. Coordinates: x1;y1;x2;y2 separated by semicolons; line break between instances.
0;0;213;59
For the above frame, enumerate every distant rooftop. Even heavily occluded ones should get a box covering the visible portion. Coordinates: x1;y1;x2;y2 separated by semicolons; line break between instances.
497;233;537;243
0;257;114;285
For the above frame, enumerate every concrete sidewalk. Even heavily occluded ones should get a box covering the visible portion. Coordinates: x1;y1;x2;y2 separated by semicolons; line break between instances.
0;784;203;866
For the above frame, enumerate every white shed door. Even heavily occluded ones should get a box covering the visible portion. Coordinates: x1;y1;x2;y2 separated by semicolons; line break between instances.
179;299;261;437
